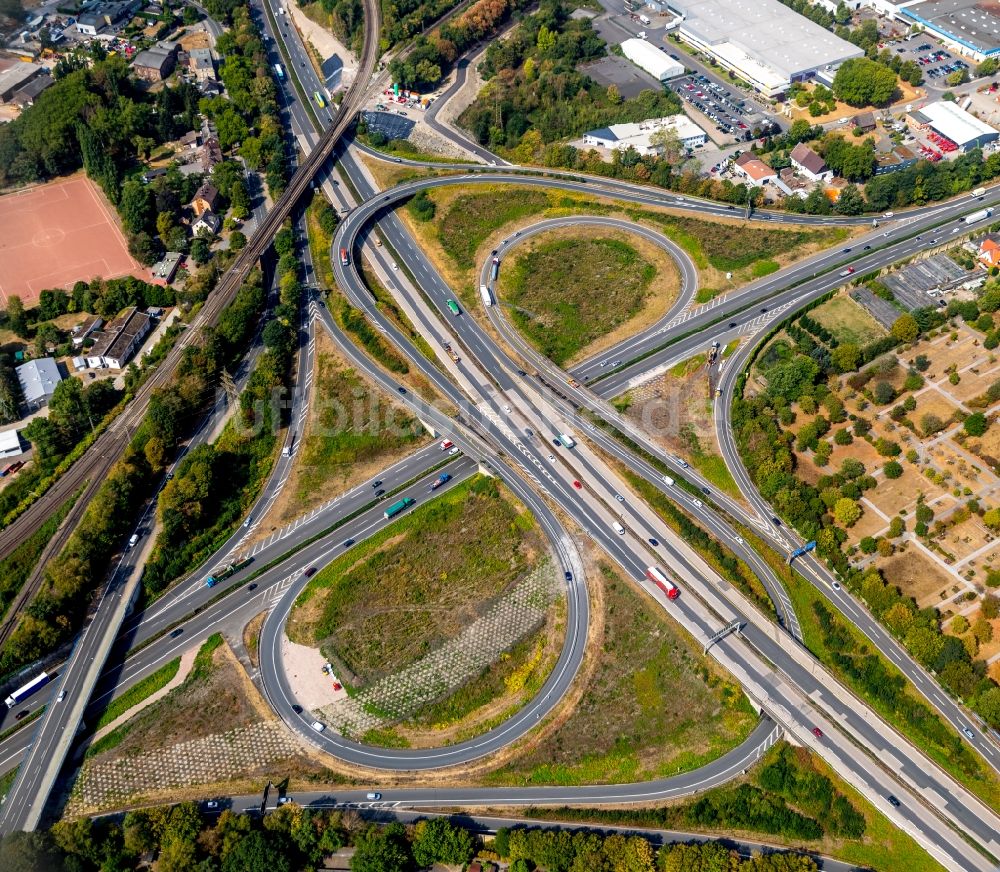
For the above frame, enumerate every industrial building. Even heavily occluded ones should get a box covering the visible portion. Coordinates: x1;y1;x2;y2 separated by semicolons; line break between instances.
87;307;152;370
0;62;42;104
583;114;707;155
901;0;1000;60
0;430;23;460
620;38;685;81
908;100;999;152
670;0;864;96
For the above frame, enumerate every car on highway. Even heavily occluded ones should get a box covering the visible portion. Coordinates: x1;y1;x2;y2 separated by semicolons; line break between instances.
552;438;561;447
206;801;220;809
963;727;976;740
615;494;625;502
397;386;406;394
811;727;823;738
649;537;659;546
311;721;326;732
304;567;317;578
572;480;583;489
564;571;573;581
57;691;66;702
342;539;355;548
375;489;386;497
729;322;737;328
243;515;252;528
503;405;512;413
548;454;556;462
291;704;302;714
366;792;382;800
170;628;184;639
887;795;901;807
831;581;841;591
372;480;383;488
15;709;29;720
693;498;703;507
247;583;258;591
448;447;459;456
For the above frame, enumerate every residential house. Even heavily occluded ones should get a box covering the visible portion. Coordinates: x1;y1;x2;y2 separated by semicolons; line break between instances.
191;181;220;217
789;142;831;182
778;167;811;198
189;47;215;82
852;110;876;132
200;137;222;172
978;234;1000;268
16;358;63;411
192;211;221;236
733;151;776;187
87;307;152;369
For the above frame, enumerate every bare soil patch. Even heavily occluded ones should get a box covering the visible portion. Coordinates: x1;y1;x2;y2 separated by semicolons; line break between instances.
881;548;957;608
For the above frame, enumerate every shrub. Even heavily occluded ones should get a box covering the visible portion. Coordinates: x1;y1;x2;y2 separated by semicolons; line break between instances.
920;413;945;436
875;437;901;457
883;460;903;479
873;381;896;404
964;412;988;437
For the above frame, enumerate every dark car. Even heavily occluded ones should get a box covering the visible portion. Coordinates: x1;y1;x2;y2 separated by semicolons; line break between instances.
564;571;573;581
887;795;901;808
397;386;406;394
701;487;710;495
552;438;561;447
649;537;659;546
304;567;317;577
170;628;184;639
291;704;303;714
247;583;258;591
812;727;823;738
343;539;355;548
771;516;782;526
729;322;737;328
15;709;29;720
760;307;768;313
372;480;383;489
375;489;385;497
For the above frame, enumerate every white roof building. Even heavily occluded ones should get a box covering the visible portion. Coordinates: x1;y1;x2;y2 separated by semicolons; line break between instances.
15;358;62;410
583;114;707;155
620;38;685;81
0;429;22;459
672;0;864;96
910;101;999;152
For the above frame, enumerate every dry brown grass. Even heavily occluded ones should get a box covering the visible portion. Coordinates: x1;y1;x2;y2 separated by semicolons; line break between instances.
881;548;957;608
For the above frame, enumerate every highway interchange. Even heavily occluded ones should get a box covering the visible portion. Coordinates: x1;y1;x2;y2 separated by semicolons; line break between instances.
1;1;1000;867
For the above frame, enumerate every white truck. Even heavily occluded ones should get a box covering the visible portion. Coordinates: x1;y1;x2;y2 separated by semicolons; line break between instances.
479;284;494;307
972;187;986;197
965;207;994;225
639;13;650;24
558;433;576;449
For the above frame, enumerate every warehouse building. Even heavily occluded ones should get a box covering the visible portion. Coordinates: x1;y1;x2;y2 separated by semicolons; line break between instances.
669;0;863;97
909;100;999;152
620;38;685;81
583;114;707;155
16;358;62;411
901;0;1000;61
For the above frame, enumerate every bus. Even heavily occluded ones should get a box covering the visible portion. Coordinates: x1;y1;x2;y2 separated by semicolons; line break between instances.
5;671;51;708
314;91;326;108
446;299;461;316
384;497;415;519
274;63;284;80
340;247;350;266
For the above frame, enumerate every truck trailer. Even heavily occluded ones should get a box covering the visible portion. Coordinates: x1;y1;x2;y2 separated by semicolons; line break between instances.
965;207;993;225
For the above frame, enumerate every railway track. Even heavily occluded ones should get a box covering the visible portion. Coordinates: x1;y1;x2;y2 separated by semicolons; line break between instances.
0;0;382;655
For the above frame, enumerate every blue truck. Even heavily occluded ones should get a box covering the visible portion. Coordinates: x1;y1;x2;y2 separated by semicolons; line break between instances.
787;541;816;564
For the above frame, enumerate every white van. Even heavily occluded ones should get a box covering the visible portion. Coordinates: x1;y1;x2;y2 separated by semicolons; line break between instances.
128;533;139;548
311;721;325;732
613;522;625;535
663;475;675;487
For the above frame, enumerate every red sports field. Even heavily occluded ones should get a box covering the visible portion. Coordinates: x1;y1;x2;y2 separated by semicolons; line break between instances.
0;175;147;308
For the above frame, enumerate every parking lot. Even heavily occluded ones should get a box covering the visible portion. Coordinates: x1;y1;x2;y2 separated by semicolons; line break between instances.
669;73;771;144
889;32;967;86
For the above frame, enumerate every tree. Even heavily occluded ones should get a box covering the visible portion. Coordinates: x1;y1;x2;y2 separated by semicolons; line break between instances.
835;183;865;215
860;536;877;554
411;818;475;867
952;614;970;634
888;516;904;538
873;381;896;404
229;230;247;251
350;823;412;872
920;413;945;436
891;313;919;343
834;497;862;527
833;57;898;106
983;594;1000;620
973;617;993;645
946;68;969;87
978;57;999;77
0;832;68;872
883;460;903;479
875;437;901;457
222;831;290;872
5;294;27;338
119;179;153;235
831;342;860;372
964;412;988;437
191;237;212;265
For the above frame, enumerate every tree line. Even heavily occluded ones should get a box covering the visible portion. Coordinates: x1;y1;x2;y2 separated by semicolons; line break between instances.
0;270;266;677
0;804;828;871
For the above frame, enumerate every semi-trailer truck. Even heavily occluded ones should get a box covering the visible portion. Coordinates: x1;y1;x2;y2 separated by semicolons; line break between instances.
972;187;986;197
5;672;51;708
430;473;451;490
646;566;679;599
384;497;415;519
479;284;494;307
274;63;284;80
490;256;500;281
965;207;993;224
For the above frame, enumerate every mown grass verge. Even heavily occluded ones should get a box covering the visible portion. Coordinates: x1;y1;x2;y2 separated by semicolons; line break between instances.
95;657;181;730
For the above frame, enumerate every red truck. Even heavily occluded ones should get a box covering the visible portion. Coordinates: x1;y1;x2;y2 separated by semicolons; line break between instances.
646;566;679;600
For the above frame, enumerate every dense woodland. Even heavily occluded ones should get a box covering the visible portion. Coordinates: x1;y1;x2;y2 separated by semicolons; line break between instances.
0;809;825;872
734;288;1000;741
